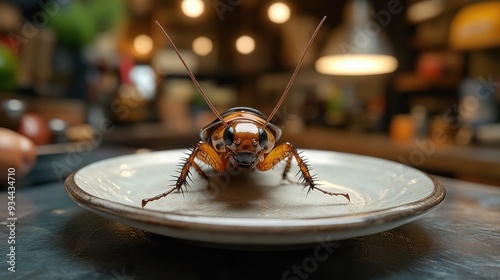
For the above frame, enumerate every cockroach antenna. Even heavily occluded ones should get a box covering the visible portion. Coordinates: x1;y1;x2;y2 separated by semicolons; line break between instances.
263;16;327;127
155;20;228;126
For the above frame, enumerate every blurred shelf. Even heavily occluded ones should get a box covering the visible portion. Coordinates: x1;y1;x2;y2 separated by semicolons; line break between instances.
408;35;449;50
393;72;460;93
0;95;87;126
284;127;500;186
103;123;500;186
104;122;199;150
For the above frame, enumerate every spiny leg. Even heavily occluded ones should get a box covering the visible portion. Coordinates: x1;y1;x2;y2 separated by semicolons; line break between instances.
281;153;294;183
191;160;208;181
291;148;350;201
191;161;213;191
257;142;350;202
281;152;312;187
142;141;225;208
141;151;196;208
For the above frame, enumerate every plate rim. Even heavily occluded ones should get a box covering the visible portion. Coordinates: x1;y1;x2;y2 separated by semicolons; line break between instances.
64;149;446;235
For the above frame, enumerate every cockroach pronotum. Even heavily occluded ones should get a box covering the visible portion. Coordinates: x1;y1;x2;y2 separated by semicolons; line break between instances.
142;16;350;208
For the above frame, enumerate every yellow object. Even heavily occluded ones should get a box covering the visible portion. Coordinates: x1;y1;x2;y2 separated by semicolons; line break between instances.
450;1;500;50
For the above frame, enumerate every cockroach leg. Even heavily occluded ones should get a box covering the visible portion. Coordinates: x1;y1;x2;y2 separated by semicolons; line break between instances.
192;161;212;190
141;152;196;208
309;185;351;201
257;142;350;202
280;153;294;183
142;141;226;208
141;185;178;208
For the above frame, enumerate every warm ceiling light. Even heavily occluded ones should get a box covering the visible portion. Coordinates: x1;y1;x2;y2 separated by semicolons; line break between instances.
315;0;398;76
236;35;255;54
133;34;153;55
407;0;444;23
268;2;291;24
316;54;398;75
181;0;204;18
192;36;213;56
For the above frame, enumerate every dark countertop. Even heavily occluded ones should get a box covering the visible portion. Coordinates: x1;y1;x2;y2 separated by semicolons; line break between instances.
1;147;499;279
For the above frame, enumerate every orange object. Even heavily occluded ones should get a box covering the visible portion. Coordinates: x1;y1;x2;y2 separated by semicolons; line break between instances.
0;128;36;181
450;1;500;50
390;114;416;141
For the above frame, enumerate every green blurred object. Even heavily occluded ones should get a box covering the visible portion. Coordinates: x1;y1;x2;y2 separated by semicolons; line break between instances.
0;44;18;92
49;2;96;46
49;0;125;47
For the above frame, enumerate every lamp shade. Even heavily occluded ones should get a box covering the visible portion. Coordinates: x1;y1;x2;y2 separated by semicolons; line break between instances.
315;0;398;75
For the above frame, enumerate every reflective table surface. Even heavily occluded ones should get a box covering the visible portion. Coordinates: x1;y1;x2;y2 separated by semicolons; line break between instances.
1;147;499;280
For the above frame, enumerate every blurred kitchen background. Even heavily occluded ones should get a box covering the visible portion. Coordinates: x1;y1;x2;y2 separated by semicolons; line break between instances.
1;0;499;186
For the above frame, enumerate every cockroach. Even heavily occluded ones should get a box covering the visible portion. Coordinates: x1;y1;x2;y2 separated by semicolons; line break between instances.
142;16;350;208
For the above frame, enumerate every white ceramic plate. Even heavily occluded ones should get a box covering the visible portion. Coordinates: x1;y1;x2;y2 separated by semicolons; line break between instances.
65;149;445;248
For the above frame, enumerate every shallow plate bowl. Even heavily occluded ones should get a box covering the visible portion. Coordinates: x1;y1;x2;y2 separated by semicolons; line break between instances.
65;149;445;247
